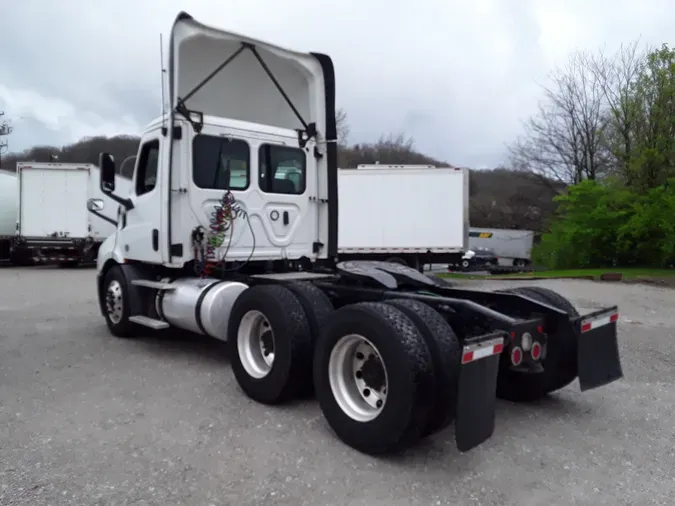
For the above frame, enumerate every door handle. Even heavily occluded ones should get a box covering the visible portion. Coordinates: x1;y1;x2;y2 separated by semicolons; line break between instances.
283;211;289;226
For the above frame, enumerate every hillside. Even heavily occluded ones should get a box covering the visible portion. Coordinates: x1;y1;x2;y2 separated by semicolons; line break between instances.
0;134;563;232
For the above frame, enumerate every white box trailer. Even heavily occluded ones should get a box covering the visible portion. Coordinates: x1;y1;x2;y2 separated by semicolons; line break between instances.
0;162;131;265
468;227;535;267
0;170;18;261
337;165;468;270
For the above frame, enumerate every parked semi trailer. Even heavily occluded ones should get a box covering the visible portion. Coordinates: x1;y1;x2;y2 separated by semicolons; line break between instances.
337;164;467;271
0;162;131;266
93;11;624;456
468;227;535;267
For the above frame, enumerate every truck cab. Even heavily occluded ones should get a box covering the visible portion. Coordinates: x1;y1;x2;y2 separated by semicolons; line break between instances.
96;11;337;276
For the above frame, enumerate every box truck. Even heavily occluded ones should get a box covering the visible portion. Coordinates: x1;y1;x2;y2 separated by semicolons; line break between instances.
336;164;468;270
0;162;131;266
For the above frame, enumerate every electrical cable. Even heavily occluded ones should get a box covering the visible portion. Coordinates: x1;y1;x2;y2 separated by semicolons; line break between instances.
194;188;257;278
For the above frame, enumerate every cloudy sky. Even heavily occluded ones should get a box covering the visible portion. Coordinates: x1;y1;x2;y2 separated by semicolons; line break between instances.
0;0;672;168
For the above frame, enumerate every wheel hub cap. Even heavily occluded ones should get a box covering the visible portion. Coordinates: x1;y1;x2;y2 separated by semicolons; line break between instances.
106;280;123;324
328;334;388;422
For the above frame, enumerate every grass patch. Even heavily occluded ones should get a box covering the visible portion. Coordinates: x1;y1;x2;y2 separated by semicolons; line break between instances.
439;268;675;281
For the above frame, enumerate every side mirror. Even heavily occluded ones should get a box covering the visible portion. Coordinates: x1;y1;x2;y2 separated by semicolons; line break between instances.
87;198;104;211
99;152;116;193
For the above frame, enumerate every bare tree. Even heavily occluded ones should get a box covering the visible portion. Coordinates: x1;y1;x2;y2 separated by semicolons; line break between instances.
588;40;649;182
335;108;350;147
509;51;609;185
0;111;12;168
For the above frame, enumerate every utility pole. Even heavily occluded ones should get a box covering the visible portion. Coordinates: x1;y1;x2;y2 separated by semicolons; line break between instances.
0;111;13;168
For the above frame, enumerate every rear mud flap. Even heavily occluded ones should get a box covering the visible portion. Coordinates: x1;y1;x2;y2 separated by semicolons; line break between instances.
576;306;623;391
455;333;504;452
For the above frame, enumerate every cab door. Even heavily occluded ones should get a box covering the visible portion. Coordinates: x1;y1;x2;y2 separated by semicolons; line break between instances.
118;133;164;264
257;142;314;259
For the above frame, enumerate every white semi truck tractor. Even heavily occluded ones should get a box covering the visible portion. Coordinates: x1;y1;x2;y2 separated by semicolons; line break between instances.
94;11;624;456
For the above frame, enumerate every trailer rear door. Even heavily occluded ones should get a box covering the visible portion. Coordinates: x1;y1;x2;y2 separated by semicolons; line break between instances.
18;165;90;239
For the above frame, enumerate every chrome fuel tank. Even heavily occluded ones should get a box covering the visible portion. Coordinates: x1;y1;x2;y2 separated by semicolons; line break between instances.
159;277;248;341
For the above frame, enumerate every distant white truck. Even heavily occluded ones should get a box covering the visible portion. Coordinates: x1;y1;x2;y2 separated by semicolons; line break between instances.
468;227;535;267
0;162;131;266
336;164;468;271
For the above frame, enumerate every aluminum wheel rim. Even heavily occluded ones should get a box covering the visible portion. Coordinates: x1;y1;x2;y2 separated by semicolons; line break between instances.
106;280;124;324
237;310;275;379
328;334;388;422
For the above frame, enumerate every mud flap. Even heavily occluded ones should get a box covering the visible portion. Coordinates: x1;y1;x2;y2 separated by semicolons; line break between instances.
455;332;504;452
576;306;623;391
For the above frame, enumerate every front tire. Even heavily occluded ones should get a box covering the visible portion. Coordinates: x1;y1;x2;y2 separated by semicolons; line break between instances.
313;302;435;455
102;266;140;338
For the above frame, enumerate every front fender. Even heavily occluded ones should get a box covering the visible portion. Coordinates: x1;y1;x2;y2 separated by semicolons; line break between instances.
96;234;125;275
96;234;125;316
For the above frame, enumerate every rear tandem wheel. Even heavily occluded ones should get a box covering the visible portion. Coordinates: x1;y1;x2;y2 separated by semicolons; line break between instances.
313;302;436;455
494;286;580;402
227;284;314;405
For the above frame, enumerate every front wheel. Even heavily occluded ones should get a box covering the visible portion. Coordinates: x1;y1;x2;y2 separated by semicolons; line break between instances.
102;266;140;338
313;302;435;455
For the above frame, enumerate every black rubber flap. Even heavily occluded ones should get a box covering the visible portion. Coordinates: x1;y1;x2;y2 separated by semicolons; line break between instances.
455;334;503;452
576;307;624;391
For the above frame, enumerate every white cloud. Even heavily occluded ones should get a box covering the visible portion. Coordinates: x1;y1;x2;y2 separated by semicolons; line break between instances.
0;85;142;145
0;0;673;167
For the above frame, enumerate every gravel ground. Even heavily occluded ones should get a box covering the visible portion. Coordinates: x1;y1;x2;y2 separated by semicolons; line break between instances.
1;267;674;505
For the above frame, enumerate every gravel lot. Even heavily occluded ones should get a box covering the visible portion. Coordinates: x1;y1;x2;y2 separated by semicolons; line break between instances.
1;267;674;505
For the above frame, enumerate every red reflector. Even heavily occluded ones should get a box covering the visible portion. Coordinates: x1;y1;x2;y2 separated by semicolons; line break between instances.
531;342;541;360
537;325;544;333
510;331;516;340
461;338;505;364
580;311;619;333
511;347;523;366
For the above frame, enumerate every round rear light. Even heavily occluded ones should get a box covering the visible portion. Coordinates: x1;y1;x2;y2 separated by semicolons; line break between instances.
531;342;542;360
511;346;523;366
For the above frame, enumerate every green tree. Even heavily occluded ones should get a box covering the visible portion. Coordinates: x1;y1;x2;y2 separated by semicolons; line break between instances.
628;44;675;191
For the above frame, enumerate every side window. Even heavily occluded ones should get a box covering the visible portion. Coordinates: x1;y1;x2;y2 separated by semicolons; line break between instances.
193;135;249;190
135;140;159;196
258;144;306;195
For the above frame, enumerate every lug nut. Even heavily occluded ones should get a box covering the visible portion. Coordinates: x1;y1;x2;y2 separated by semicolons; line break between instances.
356;352;364;360
355;370;363;379
376;400;383;408
363;388;370;397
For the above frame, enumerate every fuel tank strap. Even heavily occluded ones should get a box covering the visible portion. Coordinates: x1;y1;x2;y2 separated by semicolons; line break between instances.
194;280;222;335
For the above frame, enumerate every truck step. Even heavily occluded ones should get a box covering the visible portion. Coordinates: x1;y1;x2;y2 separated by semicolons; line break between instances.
128;315;170;330
251;272;335;281
130;279;176;290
